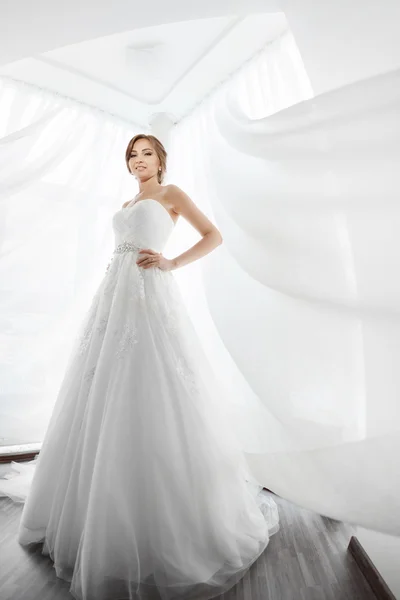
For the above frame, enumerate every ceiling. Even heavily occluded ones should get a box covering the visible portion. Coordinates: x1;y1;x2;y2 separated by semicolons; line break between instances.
0;13;287;126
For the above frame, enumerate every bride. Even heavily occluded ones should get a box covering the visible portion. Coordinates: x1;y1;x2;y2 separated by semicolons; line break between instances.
0;134;279;600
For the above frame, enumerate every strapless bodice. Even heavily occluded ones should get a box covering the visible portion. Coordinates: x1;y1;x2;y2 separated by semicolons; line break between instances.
112;199;175;253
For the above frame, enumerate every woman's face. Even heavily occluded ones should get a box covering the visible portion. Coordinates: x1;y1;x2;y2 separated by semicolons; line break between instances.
128;138;160;181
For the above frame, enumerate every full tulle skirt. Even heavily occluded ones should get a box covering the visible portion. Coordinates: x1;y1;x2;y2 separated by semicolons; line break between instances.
0;251;279;600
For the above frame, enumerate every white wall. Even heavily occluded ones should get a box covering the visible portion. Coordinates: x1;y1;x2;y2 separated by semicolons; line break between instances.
356;527;400;599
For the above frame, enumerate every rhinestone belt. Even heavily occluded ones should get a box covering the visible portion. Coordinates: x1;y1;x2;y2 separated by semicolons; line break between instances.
113;240;141;254
106;240;142;273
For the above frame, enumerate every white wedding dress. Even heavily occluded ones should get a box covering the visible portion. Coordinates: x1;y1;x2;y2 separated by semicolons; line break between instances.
0;198;279;600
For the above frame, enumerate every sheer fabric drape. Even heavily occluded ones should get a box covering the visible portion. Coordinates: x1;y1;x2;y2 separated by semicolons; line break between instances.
0;77;139;445
167;31;400;534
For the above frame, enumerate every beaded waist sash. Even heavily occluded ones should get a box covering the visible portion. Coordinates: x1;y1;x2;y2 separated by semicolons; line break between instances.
106;241;142;273
113;240;142;255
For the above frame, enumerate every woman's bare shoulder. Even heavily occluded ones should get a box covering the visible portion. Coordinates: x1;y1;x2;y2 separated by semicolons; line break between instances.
165;184;191;205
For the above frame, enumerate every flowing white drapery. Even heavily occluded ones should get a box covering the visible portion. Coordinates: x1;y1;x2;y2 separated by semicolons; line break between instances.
0;78;140;444
167;32;400;534
164;31;314;457
1;30;399;535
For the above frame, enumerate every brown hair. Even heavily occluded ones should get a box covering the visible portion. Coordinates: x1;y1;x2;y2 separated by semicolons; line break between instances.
125;134;167;184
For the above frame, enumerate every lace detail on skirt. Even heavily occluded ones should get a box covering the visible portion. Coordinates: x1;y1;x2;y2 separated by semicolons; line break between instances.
116;324;139;359
78;294;101;355
84;365;96;385
136;268;145;300
95;316;108;336
176;356;198;394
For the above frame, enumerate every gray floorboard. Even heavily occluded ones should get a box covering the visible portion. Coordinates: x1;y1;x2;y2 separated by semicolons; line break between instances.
0;492;377;600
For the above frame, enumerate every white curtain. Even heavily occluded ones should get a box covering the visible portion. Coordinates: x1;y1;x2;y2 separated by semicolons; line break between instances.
0;77;140;445
167;31;400;535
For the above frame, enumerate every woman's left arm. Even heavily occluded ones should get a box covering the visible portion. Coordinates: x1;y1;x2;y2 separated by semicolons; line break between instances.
167;184;223;271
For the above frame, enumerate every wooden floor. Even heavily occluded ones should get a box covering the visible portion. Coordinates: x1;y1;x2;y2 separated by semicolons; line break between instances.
0;492;376;600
